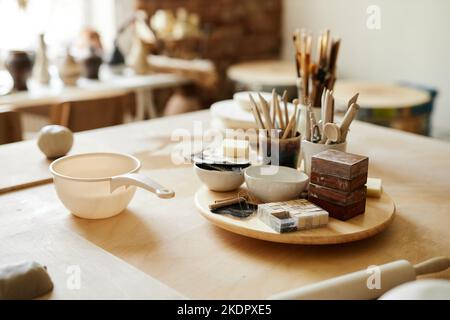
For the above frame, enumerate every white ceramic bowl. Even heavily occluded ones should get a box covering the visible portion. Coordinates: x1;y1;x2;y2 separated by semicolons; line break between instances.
194;164;245;192
245;165;309;202
233;91;272;112
50;153;174;220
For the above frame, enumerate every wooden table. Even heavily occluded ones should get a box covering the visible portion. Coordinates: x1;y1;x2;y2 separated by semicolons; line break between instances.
0;110;449;299
227;60;298;99
0;69;189;119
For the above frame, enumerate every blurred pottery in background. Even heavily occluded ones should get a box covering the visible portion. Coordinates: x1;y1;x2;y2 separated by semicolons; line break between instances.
127;36;151;74
5;51;33;91
32;34;50;85
58;50;81;86
81;48;102;80
108;40;126;75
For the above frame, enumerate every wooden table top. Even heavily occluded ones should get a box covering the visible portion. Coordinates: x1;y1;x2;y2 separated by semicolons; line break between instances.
0;70;188;109
227;60;297;87
0;110;449;299
334;80;431;109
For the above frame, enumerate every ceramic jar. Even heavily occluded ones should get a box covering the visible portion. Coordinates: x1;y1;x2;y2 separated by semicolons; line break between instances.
58;50;81;86
81;48;102;79
5;51;33;91
259;132;302;169
108;40;126;75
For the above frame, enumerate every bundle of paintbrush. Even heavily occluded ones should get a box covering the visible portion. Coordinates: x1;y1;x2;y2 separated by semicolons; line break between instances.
248;89;300;140
305;89;360;144
293;29;341;108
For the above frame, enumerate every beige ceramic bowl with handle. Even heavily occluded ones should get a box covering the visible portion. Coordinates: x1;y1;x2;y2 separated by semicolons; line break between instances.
50;152;174;219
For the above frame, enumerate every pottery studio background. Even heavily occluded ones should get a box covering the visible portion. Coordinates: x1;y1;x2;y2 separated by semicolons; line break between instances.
0;0;449;140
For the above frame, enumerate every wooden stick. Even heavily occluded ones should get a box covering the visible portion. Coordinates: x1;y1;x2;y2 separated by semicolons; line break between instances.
322;29;330;66
325;90;334;125
339;103;360;142
282;90;289;127
296;77;302;103
249;94;265;129
258;93;273;130
275;92;285;129
209;197;247;210
348;93;359;109
305;110;311;141
271;89;277;128
282;99;299;139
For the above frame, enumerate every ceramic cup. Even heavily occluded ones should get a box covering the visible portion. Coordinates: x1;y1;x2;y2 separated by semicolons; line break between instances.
245;165;309;202
301;140;347;176
50;152;174;219
259;132;301;169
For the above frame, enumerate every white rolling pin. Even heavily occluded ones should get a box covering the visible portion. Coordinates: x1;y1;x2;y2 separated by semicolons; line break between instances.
269;257;450;300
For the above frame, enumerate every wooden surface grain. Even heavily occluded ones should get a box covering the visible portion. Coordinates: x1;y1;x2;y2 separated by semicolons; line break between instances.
0;227;184;300
0;110;449;299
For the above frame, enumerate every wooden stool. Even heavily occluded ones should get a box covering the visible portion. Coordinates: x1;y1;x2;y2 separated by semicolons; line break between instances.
0;106;22;144
334;81;434;136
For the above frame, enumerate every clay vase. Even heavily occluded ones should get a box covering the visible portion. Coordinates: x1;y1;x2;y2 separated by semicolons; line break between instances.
58;50;81;86
126;36;150;75
32;34;51;85
5;51;33;91
108;40;125;75
81;48;102;79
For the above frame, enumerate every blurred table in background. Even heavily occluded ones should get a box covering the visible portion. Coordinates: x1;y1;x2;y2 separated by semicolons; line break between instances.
334;80;436;136
227;60;298;99
0;69;190;120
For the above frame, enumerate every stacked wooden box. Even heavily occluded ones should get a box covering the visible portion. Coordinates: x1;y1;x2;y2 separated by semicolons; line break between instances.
308;150;369;221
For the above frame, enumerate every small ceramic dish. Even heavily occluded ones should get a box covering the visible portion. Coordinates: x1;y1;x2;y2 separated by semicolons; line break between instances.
194;163;245;192
244;165;309;202
233;91;272;111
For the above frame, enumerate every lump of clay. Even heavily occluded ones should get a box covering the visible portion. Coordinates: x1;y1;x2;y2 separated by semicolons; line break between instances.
0;261;54;300
37;125;74;159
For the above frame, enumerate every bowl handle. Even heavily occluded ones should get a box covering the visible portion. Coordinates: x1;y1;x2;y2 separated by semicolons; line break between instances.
110;173;175;199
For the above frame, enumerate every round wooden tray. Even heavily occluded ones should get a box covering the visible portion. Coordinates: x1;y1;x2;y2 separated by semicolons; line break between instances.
195;187;396;245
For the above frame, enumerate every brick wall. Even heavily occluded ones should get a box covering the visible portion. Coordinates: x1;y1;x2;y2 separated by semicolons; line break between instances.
136;0;282;73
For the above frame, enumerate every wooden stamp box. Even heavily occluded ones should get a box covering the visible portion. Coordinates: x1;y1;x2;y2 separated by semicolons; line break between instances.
311;149;369;180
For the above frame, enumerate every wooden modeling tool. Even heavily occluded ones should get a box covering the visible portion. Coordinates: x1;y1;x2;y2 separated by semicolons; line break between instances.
249;94;265;129
270;89;276;128
282;90;290;128
258;93;274;130
348;93;360;109
283;99;299;139
324;123;341;145
275;92;285;129
340;103;360;142
269;257;450;300
305;111;312;141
